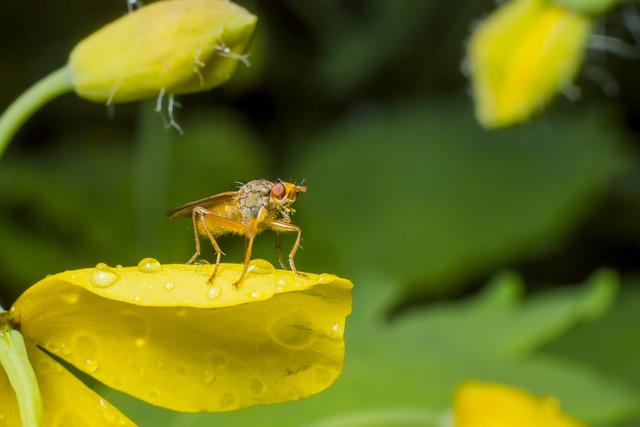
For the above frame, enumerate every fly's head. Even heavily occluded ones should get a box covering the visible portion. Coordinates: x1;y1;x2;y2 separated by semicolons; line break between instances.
269;182;306;221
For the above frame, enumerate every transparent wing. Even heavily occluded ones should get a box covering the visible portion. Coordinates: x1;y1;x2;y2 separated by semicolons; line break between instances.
167;191;237;219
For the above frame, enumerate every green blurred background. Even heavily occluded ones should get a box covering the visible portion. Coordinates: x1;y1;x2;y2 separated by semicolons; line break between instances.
3;0;640;426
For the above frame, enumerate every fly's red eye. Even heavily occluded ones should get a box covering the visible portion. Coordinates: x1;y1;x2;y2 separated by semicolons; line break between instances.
272;183;286;199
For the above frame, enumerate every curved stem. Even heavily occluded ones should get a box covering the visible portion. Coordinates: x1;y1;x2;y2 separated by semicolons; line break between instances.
0;66;73;159
0;309;42;427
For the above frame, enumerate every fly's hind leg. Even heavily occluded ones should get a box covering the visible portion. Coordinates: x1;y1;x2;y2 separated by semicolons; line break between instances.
191;206;225;283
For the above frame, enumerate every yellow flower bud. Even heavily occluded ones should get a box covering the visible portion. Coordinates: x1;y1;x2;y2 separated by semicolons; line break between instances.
454;381;586;427
68;0;257;103
467;0;591;128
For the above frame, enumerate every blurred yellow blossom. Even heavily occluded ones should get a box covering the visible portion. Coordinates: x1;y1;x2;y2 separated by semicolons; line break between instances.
1;259;352;425
467;0;591;128
454;381;587;427
68;0;257;103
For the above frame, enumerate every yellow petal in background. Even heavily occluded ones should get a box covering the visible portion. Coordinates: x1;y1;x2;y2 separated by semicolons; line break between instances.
468;0;591;128
68;0;257;103
454;381;587;427
12;260;353;412
1;341;135;427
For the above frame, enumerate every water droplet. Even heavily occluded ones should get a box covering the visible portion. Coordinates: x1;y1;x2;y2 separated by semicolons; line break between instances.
202;370;215;384
120;312;148;347
313;366;337;386
247;259;275;274
91;264;120;288
137;257;162;273
60;342;72;356
317;274;337;283
269;315;315;349
147;389;160;400
208;350;227;367
164;282;175;291
85;359;99;373
129;363;142;375
173;307;188;317
45;341;60;353
195;259;210;272
70;274;76;280
58;288;80;304
219;392;237;408
250;290;263;299
100;399;117;425
332;323;341;333
74;334;98;360
248;378;264;396
207;286;221;299
39;359;62;374
133;295;142;303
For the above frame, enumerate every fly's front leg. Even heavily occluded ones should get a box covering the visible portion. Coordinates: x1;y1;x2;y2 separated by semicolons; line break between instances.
270;221;306;277
233;233;256;288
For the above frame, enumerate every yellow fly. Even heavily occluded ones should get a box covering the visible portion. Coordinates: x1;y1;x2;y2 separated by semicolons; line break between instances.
168;180;307;287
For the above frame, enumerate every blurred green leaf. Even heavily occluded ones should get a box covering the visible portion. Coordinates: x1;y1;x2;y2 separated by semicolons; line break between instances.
99;269;639;427
292;99;625;294
544;278;640;388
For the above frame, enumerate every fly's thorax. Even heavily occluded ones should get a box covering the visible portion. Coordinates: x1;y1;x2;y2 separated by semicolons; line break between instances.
238;180;273;222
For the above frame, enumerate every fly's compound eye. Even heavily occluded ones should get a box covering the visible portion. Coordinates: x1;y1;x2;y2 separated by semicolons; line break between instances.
271;182;287;200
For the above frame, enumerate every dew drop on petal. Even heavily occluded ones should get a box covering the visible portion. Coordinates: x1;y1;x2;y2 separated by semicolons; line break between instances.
248;377;264;396
91;264;120;288
268;315;315;349
85;359;99;373
134;295;142;303
120;312;149;347
137;257;162;273
247;259;275;274
74;334;99;360
317;274;337;283
45;341;60;353
208;350;228;368
202;370;215;384
207;286;221;300
219;392;238;408
100;399;117;425
164;281;175;291
147;389;160;400
250;290;263;299
58;288;80;304
173;307;188;317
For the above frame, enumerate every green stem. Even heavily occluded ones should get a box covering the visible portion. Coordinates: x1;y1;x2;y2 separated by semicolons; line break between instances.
0;66;73;159
0;310;42;427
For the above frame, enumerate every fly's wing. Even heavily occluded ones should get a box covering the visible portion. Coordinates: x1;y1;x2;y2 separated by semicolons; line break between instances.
167;191;237;219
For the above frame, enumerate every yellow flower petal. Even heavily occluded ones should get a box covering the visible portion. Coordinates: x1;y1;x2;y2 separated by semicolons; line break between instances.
454;381;586;427
0;363;21;426
468;0;591;128
12;260;353;412
68;0;257;103
1;341;135;427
